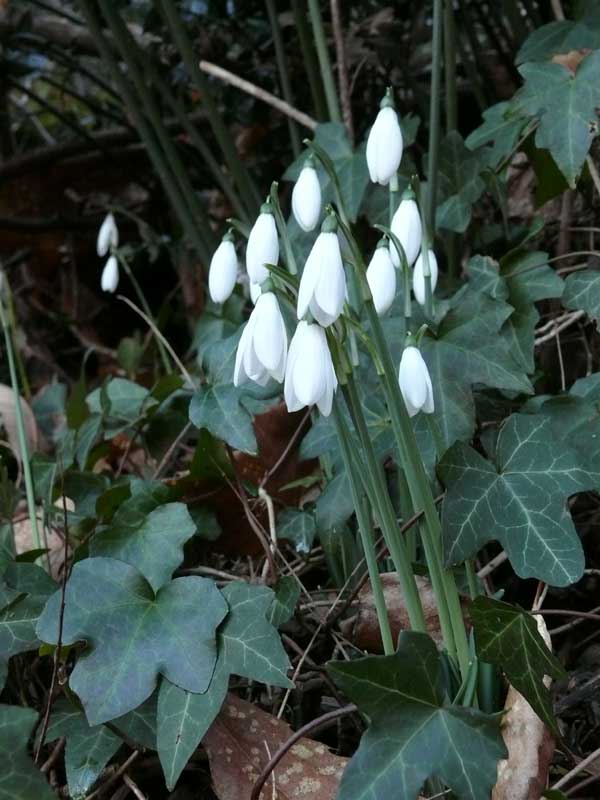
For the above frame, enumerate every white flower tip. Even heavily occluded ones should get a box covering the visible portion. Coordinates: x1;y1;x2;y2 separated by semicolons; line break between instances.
97;212;118;257
101;255;119;293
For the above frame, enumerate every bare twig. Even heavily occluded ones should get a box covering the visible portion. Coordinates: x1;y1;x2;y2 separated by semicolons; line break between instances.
86;751;140;800
534;311;585;345
122;774;146;800
552;745;600;790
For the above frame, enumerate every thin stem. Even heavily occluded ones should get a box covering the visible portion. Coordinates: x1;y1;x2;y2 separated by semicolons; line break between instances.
265;0;301;156
332;402;394;654
291;0;328;120
270;182;298;275
306;0;342;123
426;0;444;236
444;0;457;132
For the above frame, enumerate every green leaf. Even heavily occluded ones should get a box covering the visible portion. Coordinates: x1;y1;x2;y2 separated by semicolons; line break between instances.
510;52;600;187
315;473;354;532
36;557;228;724
440;413;597;586
277;509;316;554
329;632;506;800
0;704;55;799
435;132;486;233
87;378;157;424
563;269;600;321
45;699;121;799
112;693;157;749
0;563;56;660
517;10;600;64
471;597;565;734
268;576;301;627
465;102;529;168
90;502;196;592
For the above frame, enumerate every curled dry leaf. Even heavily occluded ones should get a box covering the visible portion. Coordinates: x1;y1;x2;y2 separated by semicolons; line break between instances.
340;573;469;652
0;384;38;465
492;617;555;800
203;694;348;800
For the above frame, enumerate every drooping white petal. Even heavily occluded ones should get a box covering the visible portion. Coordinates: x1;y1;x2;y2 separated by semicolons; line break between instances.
298;231;345;327
253;293;287;373
284;322;307;411
246;212;279;284
390;198;422;267
233;313;258;386
413;249;439;306
297;234;324;320
367;247;396;315
208;239;238;303
283;322;336;416
97;212;118;257
250;281;262;305
366;106;403;186
292;166;322;231
100;255;119;293
399;345;434;417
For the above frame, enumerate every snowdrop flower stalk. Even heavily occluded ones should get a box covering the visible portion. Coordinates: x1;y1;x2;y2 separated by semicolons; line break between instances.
208;230;238;303
97;212;120;293
366;238;396;316
246;200;279;285
292;156;322;232
398;337;434;417
297;213;346;327
366;88;404;186
284;321;337;416
413;248;438;308
234;288;287;386
390;187;422;268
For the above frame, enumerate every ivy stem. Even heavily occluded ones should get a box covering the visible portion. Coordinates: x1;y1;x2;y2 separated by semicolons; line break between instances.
306;0;342;123
426;0;444;237
343;376;427;632
332;401;394;654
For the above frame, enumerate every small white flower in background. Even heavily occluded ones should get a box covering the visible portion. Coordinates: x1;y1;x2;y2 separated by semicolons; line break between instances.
412;249;439;306
292;158;322;232
208;232;238;303
246;202;279;285
399;344;434;417
101;254;119;293
297;215;346;327
233;292;287;386
367;239;396;316
390;189;422;268
97;212;119;257
366;89;403;186
249;281;262;305
284;321;337;416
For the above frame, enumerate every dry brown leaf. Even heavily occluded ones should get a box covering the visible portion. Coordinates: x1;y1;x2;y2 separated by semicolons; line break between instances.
552;49;592;75
203;694;348;800
492;617;555;800
0;384;38;464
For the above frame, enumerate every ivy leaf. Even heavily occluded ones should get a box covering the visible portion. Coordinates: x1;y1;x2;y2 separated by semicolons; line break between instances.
0;563;56;660
329;631;506;800
45;699;122;799
465;102;529;168
563;269;600;322
277;509;316;554
435;132;487;233
36;558;228;724
440;414;598;586
268;576;301;627
471;597;565;734
112;693;157;749
510;52;600;187
516;9;600;64
90;502;196;592
0;704;55;799
156;582;291;790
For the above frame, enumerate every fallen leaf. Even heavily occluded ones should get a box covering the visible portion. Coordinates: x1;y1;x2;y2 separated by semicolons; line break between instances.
0;384;38;466
552;49;592;75
203;694;348;800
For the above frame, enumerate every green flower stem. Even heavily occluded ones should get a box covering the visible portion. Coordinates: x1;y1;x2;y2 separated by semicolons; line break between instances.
444;0;457;133
0;296;41;553
426;0;444;237
466;560;479;601
291;0;328;119
332;401;394;654
269;183;298;274
158;0;261;217
306;0;342;123
389;174;399;226
343;377;427;633
265;0;301;157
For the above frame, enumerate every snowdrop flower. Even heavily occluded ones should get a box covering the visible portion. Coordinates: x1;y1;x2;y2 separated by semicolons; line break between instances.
399;344;434;417
390;189;422;268
246;202;279;285
208;231;238;303
249;281;262;305
366;89;403;186
233;292;287;386
367;239;396;315
101;255;119;293
97;212;118;257
292;158;322;231
284;321;337;416
413;249;439;306
297;215;346;327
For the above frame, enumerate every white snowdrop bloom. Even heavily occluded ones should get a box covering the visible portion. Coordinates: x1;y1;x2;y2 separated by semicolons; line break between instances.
292;161;322;231
297;217;346;327
249;281;262;305
284;321;337;417
208;234;238;303
390;192;422;268
101;255;119;293
367;241;396;315
366;93;403;186
246;205;279;285
412;249;439;306
399;345;434;417
233;292;287;387
97;212;119;257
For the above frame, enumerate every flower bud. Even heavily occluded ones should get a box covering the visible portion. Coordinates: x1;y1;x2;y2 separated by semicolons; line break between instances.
366;92;403;186
101;255;119;293
412;249;439;306
398;345;434;417
292;162;322;232
208;234;238;303
97;212;119;257
246;205;279;285
284;321;337;416
390;191;422;268
234;292;287;386
367;240;396;315
297;216;346;327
